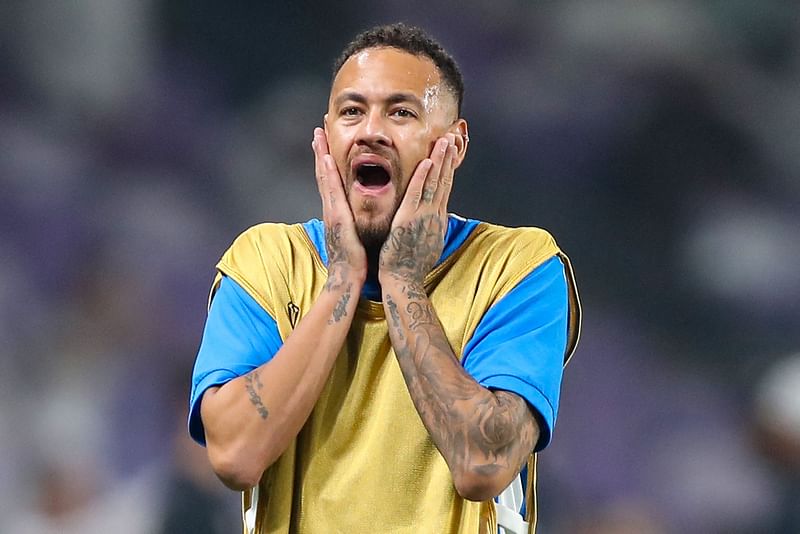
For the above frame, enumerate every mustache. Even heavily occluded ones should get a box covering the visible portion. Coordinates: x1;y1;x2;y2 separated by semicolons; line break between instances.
349;147;395;163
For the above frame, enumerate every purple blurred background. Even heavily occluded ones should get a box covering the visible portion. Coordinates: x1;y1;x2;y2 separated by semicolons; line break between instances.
2;2;800;532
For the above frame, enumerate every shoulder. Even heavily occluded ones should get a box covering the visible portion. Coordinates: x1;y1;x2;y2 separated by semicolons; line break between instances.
221;220;319;268
214;220;324;313
432;219;566;312
465;221;562;272
475;221;558;247
464;220;582;364
228;221;309;250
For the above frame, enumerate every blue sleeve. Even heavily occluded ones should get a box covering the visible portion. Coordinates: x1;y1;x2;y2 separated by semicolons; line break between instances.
462;255;569;452
188;276;283;445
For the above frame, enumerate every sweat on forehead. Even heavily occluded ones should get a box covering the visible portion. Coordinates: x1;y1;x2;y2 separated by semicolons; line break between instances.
331;23;465;115
331;47;458;118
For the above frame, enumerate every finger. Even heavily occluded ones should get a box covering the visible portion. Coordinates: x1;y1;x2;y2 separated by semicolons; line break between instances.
314;127;330;156
312;140;332;215
313;130;343;218
323;154;348;211
312;141;326;207
400;158;433;211
435;136;457;213
312;128;330;182
422;137;448;204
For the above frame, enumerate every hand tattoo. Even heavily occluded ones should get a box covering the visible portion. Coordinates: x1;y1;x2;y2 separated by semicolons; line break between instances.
325;223;350;291
380;214;444;285
326;222;349;264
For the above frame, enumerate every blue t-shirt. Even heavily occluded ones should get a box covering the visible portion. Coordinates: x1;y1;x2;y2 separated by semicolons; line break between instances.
190;215;570;459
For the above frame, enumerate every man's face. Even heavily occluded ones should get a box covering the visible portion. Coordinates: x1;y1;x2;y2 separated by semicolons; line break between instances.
325;47;462;248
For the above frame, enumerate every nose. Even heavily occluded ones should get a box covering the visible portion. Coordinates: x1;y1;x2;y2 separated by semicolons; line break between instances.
355;109;391;147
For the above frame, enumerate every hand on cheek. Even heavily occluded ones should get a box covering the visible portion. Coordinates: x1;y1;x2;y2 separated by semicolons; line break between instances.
312;127;368;283
379;134;458;285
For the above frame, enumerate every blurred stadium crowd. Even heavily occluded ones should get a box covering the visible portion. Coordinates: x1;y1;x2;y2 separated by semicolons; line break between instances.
1;1;799;532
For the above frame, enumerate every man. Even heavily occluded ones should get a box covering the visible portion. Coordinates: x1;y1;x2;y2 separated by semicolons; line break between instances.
189;23;580;534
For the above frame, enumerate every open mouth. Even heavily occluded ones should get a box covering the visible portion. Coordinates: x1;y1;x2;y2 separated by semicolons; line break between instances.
355;163;391;189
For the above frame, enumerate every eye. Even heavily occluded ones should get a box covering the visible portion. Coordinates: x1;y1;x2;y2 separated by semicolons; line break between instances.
341;106;362;117
392;108;417;119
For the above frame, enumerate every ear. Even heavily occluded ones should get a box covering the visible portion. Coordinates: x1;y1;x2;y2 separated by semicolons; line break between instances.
448;119;469;170
323;113;329;134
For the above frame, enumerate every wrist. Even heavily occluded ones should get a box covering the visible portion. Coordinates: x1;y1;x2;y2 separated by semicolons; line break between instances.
327;262;367;290
377;270;402;287
377;261;429;290
378;271;424;293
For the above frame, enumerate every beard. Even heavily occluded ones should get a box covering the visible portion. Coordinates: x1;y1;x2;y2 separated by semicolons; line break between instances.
352;197;398;252
346;157;406;251
346;146;410;255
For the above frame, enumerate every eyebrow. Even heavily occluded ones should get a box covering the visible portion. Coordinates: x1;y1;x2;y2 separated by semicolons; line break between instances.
333;91;425;110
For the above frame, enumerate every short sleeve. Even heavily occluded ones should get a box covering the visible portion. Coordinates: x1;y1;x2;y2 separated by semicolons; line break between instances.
188;276;283;445
462;255;569;451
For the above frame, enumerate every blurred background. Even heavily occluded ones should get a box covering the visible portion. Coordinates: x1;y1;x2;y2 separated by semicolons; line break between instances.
2;1;799;532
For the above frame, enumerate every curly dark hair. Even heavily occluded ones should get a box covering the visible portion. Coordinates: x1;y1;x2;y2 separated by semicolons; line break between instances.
332;23;464;116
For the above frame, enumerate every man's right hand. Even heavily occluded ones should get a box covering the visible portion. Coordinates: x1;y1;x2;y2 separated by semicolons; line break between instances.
312;127;368;289
201;130;369;490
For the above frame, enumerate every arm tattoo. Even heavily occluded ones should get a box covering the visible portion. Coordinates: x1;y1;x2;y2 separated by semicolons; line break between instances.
406;301;436;330
328;283;352;324
244;369;269;419
386;295;404;341
405;285;427;301
386;288;537;483
467;391;536;475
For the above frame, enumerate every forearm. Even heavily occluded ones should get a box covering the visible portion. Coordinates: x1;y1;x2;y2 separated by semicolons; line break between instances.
381;276;538;501
202;268;363;490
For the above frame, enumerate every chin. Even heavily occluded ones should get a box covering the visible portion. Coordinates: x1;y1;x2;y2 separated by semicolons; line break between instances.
355;217;392;251
351;198;397;250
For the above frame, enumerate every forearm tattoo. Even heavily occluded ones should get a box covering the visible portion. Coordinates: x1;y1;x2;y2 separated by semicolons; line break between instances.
385;286;537;481
244;369;269;420
406;301;436;330
386;296;404;341
328;283;352;324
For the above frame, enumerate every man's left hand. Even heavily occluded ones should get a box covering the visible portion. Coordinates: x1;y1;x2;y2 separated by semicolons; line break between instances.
378;134;457;286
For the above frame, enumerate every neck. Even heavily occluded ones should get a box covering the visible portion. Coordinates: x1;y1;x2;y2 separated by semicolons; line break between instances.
365;244;381;285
